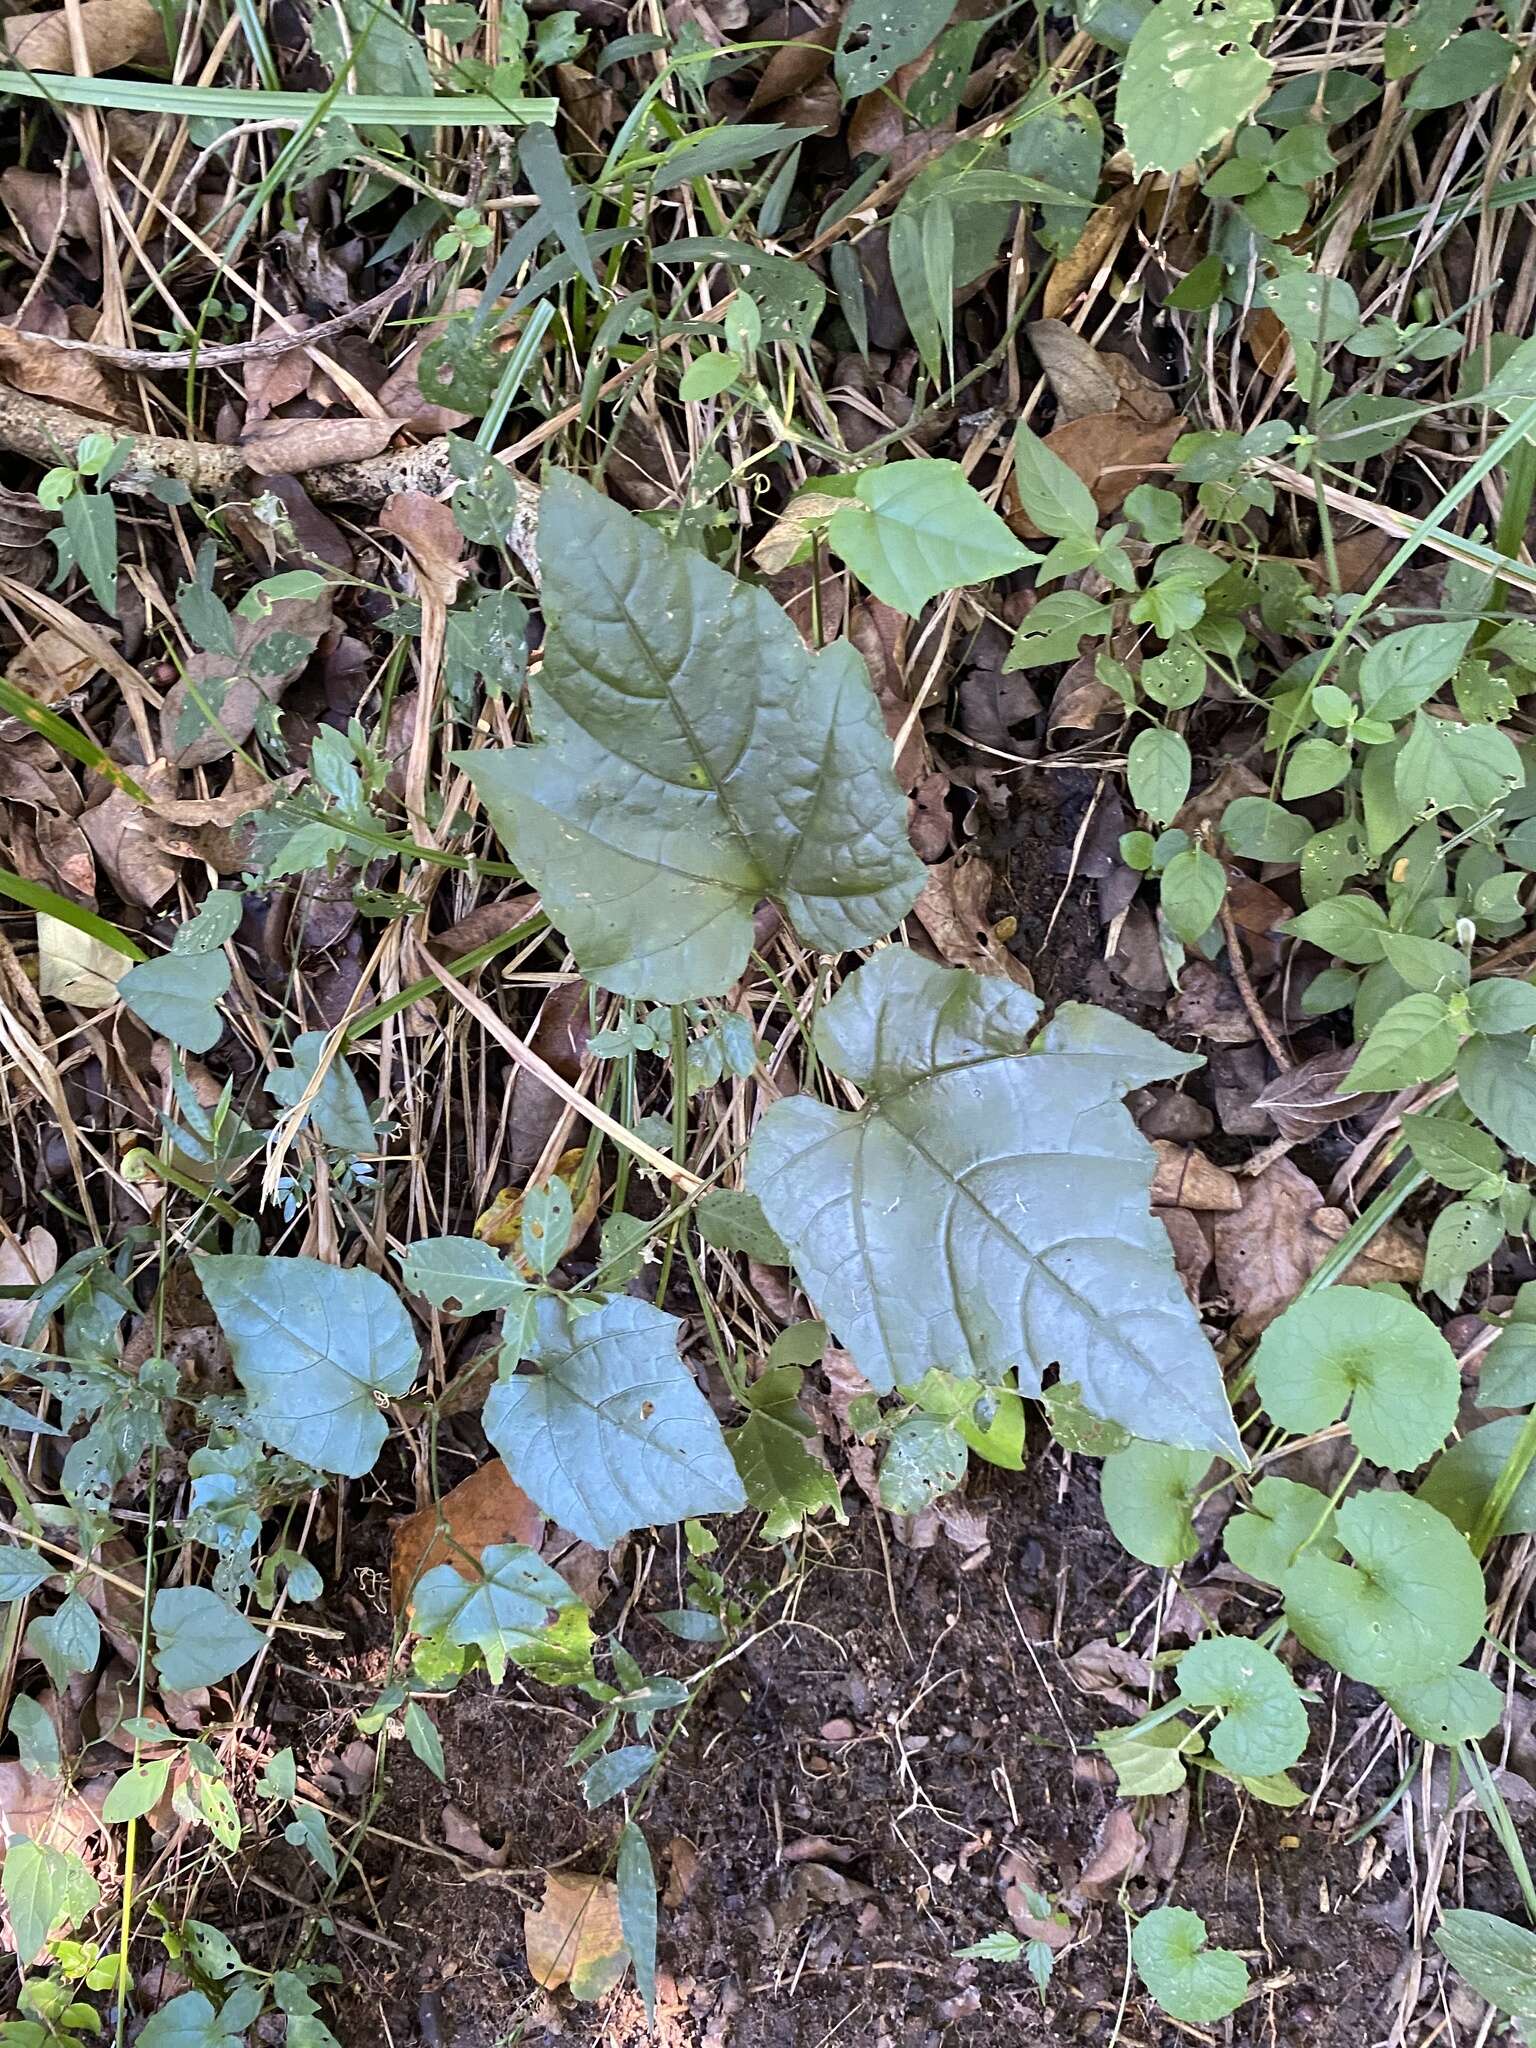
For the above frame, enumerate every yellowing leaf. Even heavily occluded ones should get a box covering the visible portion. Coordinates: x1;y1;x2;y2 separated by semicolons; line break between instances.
524;1872;629;2000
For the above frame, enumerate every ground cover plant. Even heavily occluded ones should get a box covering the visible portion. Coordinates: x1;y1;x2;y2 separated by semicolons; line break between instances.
0;0;1535;2040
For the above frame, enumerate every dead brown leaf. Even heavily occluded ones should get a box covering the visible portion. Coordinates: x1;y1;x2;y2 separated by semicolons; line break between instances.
1253;1045;1383;1142
1157;1206;1214;1300
1041;183;1144;320
390;1459;544;1619
240;416;400;475
0;323;131;422
748;7;841;107
1245;306;1289;376
1026;319;1174;424
380;492;467;610
914;852;1033;986
1166;960;1258;1045
376;288;488;437
81;785;178;908
1067;1637;1152;1714
0;1762;110;1862
524;1872;629;1999
442;1804;507;1866
11;623;108;706
0;169;99;259
508;981;589;1180
1076;1806;1146;1896
4;0;165;73
242;317;314;424
1150;1142;1241;1214
0;1227;56;1344
1214;1156;1424;1337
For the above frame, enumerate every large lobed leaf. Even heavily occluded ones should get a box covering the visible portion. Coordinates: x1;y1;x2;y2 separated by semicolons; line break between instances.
747;949;1240;1457
483;1294;745;1547
456;474;923;1002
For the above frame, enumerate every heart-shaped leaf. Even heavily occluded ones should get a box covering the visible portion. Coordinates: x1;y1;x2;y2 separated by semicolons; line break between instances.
1419;1416;1536;1538
119;950;230;1053
825;460;1036;616
1282;1491;1484;1689
1252;1290;1459;1470
1132;1906;1248;2024
455;474;922;1002
726;1366;843;1541
1384;1667;1503;1746
195;1254;421;1478
748;949;1239;1454
151;1587;264;1692
1174;1636;1308;1776
482;1295;746;1547
1;1841;98;1967
400;1236;532;1315
1101;1442;1214;1565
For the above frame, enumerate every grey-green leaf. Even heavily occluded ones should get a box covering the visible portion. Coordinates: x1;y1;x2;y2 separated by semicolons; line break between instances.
835;0;957;99
119;950;230;1053
195;1254;421;1477
1419;1416;1536;1539
878;1412;969;1514
1384;1667;1503;1746
2;1840;99;1966
481;1295;746;1547
618;1821;659;2026
1117;0;1272;177
400;1236;530;1315
264;1031;375;1152
1459;1034;1536;1162
747;949;1238;1455
1435;1909;1536;2018
1101;1441;1213;1566
151;1586;264;1691
1252;1290;1458;1470
455;474;921;1001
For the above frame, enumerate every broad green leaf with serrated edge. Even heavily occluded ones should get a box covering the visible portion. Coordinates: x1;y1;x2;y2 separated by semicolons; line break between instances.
151;1587;264;1691
412;1541;588;1686
1345;991;1459;1092
1101;1442;1213;1565
195;1254;420;1477
1174;1636;1307;1776
748;950;1238;1453
1101;1720;1199;1797
1224;1476;1337;1587
1419;1416;1536;1539
1384;1667;1503;1746
482;1295;745;1546
400;1236;530;1314
618;1822;658;2026
727;1365;844;1540
456;475;920;1002
119;950;230;1053
1459;1034;1536;1161
1132;1907;1248;2024
1283;1491;1483;1688
1436;1911;1536;2017
2;1840;98;1966
1253;1291;1458;1470
1359;620;1476;722
826;460;1035;617
1117;0;1273;177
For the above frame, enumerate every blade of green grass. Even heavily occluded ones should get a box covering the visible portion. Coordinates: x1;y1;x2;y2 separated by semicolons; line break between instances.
0;675;151;802
0;74;557;122
0;867;146;961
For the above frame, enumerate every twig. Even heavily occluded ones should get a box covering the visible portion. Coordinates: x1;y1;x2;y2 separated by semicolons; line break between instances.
1220;900;1292;1071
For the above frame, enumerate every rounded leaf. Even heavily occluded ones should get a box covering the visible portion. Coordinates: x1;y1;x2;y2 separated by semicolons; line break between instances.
1384;1667;1503;1746
1175;1636;1308;1776
1132;1906;1248;2024
1253;1290;1458;1470
1101;1442;1213;1566
1224;1476;1338;1588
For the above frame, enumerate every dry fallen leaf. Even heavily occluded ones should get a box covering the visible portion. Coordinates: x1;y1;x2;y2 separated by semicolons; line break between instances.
4;0;165;73
1075;1805;1146;1896
81;784;178;909
390;1459;544;1619
1150;1142;1241;1214
12;624;108;706
1214;1156;1424;1337
442;1803;507;1866
0;323;132;422
1253;1046;1383;1142
748;6;842;108
0;1226;57;1344
524;1872;629;1999
0;169;99;260
0;1761;110;1861
380;491;467;610
36;913;128;1009
1041;183;1144;321
913;853;1033;987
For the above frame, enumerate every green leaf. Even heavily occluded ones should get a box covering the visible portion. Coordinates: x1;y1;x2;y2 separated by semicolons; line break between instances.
481;1295;745;1547
727;1367;844;1541
1117;0;1273;177
748;950;1238;1453
1406;28;1514;108
1101;1719;1198;1796
1003;590;1113;671
1101;1442;1213;1565
1396;712;1523;817
583;1743;653;1808
679;352;740;401
1283;735;1351;800
195;1253;421;1477
1481;1293;1536;1406
618;1823;658;2026
1378;931;1468;994
400;1236;529;1315
1132;1907;1248;2024
0;1547;57;1600
136;1990;244;2048
835;0;958;99
264;1031;375;1152
25;1592;99;1692
826;461;1035;617
912;1368;1027;1469
103;1757;170;1822
1419;1416;1536;1539
456;474;921;1002
1422;1198;1504;1306
1345;991;1459;1092
696;1191;790;1265
1159;846;1226;944
1469;979;1536;1036
878;1412;969;1513
1459;1033;1536;1161
1359;620;1477;723
518;123;598;290
1174;1636;1308;1776
118;950;230;1054
1008;87;1101;253
1223;1476;1337;1587
2;1841;99;1966
649;124;790;191
59;491;118;613
412;1542;588;1686
1127;727;1191;824
151;1587;263;1691
1383;1667;1503;1745
1252;1290;1459;1469
1284;894;1387;964
1434;1910;1536;2017
1011;422;1099;539
1282;1491;1484;1688
313;0;433;94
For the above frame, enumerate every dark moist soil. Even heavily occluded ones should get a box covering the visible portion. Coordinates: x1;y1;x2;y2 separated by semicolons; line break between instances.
289;1454;1422;2048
